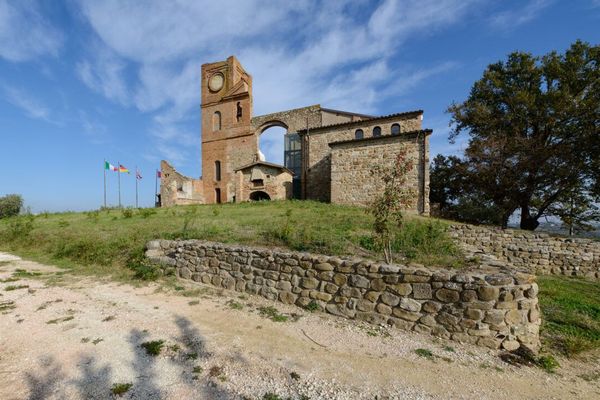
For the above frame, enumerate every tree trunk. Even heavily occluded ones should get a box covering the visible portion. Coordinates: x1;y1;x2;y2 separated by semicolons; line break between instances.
520;205;540;230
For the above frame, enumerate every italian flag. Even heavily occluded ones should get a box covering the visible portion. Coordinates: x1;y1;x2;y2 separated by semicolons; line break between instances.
105;161;118;171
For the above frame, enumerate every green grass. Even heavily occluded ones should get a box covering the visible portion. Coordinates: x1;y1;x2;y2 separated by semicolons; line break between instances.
414;348;434;359
258;306;288;322
111;383;132;396
538;276;600;357
0;202;462;282
4;284;29;291
140;340;165;356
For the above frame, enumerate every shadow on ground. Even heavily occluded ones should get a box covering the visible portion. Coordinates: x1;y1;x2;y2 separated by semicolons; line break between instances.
24;316;241;399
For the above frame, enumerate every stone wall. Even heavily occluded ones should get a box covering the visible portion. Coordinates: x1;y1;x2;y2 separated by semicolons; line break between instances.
234;163;293;201
160;160;204;207
146;239;541;352
330;131;430;214
301;112;424;202
449;225;600;279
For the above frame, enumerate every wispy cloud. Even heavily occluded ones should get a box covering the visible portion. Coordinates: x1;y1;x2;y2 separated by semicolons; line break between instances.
490;0;553;31
0;0;63;62
2;85;51;121
74;0;479;166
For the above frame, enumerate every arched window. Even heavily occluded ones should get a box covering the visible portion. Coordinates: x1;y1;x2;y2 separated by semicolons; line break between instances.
213;111;221;131
355;129;364;140
373;126;382;137
391;123;400;135
215;160;221;181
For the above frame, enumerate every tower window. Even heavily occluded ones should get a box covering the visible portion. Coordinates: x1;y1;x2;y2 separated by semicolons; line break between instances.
355;129;364;140
215;160;221;181
373;126;381;137
391;123;400;135
236;102;242;122
213;111;221;131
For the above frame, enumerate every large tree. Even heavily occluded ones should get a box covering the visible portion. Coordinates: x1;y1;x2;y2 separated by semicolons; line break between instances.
445;40;600;230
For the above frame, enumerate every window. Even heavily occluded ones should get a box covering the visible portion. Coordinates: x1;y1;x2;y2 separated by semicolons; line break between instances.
391;123;400;135
252;179;264;188
215;188;221;204
373;126;381;137
355;129;364;139
215;160;221;181
213;111;221;131
236;102;242;122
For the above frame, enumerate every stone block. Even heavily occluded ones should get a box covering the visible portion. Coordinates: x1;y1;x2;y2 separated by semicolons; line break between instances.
412;283;432;299
435;288;460;303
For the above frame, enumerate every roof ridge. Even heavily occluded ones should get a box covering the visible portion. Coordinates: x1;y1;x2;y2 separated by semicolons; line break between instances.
298;109;424;133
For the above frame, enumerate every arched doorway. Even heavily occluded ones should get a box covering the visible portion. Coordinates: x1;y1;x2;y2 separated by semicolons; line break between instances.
249;191;271;201
258;122;288;165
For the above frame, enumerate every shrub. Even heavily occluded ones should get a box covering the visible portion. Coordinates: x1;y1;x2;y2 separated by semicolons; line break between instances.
0;194;23;219
140;340;164;356
121;208;134;219
127;248;162;280
111;383;132;396
5;214;34;240
138;208;157;218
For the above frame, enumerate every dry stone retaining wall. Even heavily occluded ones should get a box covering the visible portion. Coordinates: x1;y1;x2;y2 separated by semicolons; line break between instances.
146;239;541;352
449;225;600;279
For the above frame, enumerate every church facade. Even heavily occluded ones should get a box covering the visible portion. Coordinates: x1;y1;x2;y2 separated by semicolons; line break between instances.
160;56;432;214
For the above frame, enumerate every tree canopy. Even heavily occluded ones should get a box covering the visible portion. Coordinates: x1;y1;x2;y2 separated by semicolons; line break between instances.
435;40;600;230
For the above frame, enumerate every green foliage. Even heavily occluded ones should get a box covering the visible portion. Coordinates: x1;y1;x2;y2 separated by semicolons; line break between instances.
140;340;164;356
0;201;462;282
85;210;100;222
414;348;434;359
0;194;23;219
138;208;157;218
304;300;320;312
445;40;600;230
368;148;414;263
537;355;560;373
111;383;132;396
5;214;35;240
121;208;134;219
258;306;288;322
5;284;29;291
538;276;600;356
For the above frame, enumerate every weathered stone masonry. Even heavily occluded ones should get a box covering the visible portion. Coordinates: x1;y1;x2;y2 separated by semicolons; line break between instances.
146;240;541;351
449;225;600;279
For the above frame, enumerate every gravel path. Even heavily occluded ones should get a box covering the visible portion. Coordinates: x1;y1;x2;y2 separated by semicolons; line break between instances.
0;253;598;399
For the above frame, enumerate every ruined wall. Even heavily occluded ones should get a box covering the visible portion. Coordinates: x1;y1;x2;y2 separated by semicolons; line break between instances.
304;113;423;202
330;131;430;214
160;160;204;207
146;239;541;352
251;105;322;134
449;225;600;279
235;164;293;201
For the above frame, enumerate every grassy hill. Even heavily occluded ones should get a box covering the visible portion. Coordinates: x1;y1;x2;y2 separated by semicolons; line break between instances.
0;201;461;280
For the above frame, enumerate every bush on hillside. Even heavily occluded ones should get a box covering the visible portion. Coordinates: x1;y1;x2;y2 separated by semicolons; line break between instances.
0;194;23;219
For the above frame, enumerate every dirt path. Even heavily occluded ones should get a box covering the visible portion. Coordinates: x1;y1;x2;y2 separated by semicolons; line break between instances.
0;253;599;400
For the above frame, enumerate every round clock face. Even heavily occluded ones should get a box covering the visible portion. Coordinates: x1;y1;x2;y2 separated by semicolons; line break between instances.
208;73;224;92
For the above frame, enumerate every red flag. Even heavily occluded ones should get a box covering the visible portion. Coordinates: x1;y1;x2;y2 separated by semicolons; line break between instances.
156;170;162;178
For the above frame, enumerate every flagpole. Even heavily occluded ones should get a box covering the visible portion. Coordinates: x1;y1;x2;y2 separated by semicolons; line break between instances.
135;166;139;208
155;169;158;207
118;161;121;208
103;159;107;208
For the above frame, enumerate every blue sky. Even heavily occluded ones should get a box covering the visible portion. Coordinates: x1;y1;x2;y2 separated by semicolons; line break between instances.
1;0;599;212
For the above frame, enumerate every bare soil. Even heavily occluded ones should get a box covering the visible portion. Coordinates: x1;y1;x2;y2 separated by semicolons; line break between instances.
0;252;599;399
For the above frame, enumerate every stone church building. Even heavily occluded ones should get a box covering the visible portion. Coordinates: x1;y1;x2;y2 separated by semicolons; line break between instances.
160;56;432;214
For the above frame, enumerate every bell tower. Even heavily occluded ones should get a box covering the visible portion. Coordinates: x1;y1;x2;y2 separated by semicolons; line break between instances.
201;56;256;203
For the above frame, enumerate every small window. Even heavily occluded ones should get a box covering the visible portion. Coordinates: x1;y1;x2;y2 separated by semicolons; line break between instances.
373;126;381;137
236;102;242;122
215;160;221;181
252;179;264;188
213;111;221;131
355;129;364;139
391;123;400;135
215;188;221;204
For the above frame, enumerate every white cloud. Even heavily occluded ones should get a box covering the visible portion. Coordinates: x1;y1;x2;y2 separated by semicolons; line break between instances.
0;0;63;62
490;0;553;30
76;45;130;106
2;85;51;121
74;0;479;168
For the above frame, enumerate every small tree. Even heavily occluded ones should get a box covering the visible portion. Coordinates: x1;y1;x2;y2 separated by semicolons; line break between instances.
0;194;23;219
368;148;414;263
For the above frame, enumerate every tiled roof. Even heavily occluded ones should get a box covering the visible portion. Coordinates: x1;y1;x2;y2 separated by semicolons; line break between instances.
298;109;424;134
328;129;433;147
